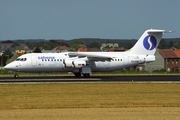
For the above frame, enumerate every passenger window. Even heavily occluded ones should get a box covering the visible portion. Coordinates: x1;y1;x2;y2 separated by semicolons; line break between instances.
54;59;56;61
57;59;59;61
48;59;50;61
20;58;24;61
42;59;44;61
60;59;62;61
51;59;53;61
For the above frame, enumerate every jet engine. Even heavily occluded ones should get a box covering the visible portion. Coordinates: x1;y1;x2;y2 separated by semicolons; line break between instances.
64;60;86;68
64;60;74;68
73;60;86;68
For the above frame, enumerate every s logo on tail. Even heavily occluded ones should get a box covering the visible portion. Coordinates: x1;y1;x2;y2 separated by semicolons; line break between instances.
143;35;157;50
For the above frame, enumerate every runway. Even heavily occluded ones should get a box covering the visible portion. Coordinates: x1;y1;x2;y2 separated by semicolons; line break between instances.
0;75;180;83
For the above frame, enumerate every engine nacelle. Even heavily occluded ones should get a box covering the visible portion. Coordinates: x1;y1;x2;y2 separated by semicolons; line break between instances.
64;60;74;68
73;60;86;68
64;60;86;68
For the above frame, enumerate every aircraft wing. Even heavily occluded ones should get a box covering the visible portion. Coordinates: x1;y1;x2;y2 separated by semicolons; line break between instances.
68;52;113;61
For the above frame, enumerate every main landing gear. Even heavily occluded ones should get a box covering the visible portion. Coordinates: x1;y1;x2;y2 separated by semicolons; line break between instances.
74;73;90;78
74;66;91;78
74;73;81;77
83;74;90;78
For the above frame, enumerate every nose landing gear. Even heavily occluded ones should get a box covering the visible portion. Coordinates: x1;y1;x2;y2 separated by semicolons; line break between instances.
14;74;19;78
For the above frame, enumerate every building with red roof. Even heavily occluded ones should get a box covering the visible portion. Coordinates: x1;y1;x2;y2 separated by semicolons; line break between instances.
133;49;180;73
158;49;180;72
77;48;88;52
174;49;180;57
53;45;69;52
159;49;179;58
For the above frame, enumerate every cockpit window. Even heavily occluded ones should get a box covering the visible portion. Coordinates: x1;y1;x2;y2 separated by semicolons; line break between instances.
16;58;27;61
20;58;24;61
16;58;20;61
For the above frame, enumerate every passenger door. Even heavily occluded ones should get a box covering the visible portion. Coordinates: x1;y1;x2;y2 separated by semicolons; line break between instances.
31;55;37;67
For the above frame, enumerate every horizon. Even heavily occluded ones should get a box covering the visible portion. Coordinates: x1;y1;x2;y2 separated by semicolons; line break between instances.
1;37;180;42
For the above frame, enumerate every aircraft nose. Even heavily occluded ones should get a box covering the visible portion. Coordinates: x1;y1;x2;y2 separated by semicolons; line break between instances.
4;64;11;70
4;63;15;70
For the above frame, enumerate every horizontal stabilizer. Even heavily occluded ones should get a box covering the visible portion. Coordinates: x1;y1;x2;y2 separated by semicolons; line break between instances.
147;29;173;33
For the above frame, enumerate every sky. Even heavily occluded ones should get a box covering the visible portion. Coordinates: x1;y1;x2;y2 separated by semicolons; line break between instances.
0;0;180;40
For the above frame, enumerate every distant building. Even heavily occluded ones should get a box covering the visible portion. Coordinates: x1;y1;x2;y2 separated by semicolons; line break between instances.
101;43;119;52
0;43;29;54
77;44;88;52
20;43;29;50
159;49;180;72
174;49;180;57
15;46;25;54
41;50;60;53
0;43;13;52
101;43;119;48
54;45;70;52
127;64;145;72
144;49;180;73
88;48;101;52
145;49;164;73
77;48;88;52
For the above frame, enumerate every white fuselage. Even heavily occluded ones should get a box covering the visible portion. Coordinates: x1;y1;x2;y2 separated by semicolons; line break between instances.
5;52;150;73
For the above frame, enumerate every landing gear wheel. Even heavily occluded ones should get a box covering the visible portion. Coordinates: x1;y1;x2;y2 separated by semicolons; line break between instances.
74;73;81;77
14;74;19;78
83;74;90;78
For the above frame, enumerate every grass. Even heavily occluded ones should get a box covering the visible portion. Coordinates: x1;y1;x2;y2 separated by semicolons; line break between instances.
1;70;180;77
1;83;180;120
0;83;180;110
1;108;180;120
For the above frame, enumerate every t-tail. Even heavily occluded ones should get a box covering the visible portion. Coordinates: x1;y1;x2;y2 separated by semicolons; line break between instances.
126;29;171;55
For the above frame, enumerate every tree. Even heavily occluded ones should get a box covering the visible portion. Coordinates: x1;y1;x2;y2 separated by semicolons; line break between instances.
0;49;13;66
169;40;174;48
61;41;70;47
158;39;168;49
33;47;42;53
71;44;81;51
124;43;133;49
174;43;180;49
11;42;21;47
71;40;82;50
88;42;100;48
72;40;81;44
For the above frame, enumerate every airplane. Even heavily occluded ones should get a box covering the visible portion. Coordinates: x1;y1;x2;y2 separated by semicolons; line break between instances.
4;29;171;78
